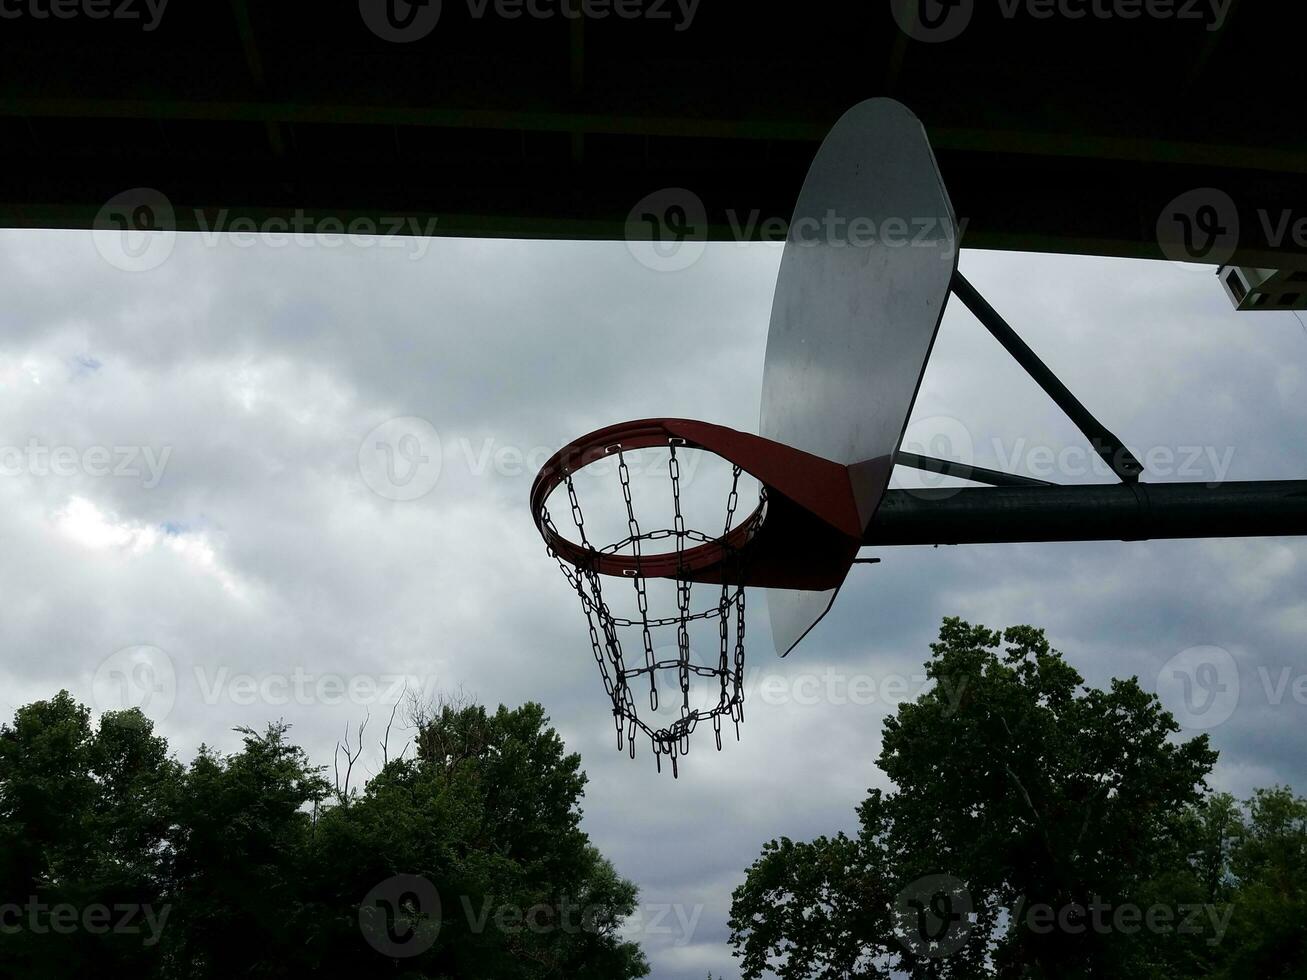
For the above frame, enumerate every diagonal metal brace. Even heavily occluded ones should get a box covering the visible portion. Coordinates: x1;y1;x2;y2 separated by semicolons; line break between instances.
895;451;1054;488
951;271;1144;483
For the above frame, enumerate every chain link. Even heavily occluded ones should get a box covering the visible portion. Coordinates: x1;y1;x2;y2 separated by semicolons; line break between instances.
542;446;758;777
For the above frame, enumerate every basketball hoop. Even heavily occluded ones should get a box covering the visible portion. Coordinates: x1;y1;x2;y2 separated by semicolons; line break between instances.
530;418;868;775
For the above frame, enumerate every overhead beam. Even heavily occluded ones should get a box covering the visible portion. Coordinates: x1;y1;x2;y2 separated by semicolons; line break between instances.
5;105;1306;270
5;98;1306;174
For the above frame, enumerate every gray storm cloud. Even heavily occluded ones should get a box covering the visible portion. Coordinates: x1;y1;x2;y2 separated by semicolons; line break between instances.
1;231;1304;979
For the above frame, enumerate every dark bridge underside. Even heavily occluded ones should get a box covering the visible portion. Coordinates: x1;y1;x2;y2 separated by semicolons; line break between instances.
2;2;1305;269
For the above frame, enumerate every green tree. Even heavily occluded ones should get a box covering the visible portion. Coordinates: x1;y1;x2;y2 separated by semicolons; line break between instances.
306;700;647;978
0;691;648;980
160;722;331;978
0;693;180;980
730;618;1222;979
1215;786;1307;979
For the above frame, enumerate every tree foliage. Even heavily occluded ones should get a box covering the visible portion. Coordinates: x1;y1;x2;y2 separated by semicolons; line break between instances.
729;617;1305;979
0;692;648;980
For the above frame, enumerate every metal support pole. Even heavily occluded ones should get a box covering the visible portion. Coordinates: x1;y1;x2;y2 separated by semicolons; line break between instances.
895;450;1054;488
950;271;1145;483
864;480;1307;546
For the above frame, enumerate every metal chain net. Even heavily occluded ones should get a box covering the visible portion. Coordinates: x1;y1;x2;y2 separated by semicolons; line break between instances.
540;445;758;777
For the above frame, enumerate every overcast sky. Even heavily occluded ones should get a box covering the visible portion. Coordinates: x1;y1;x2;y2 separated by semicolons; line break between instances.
1;228;1305;978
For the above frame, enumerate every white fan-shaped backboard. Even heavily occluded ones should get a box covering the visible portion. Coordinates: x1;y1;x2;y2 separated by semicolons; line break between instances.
760;98;958;656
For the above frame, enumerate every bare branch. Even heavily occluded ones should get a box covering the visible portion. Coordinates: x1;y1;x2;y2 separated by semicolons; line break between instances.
334;711;369;804
381;683;408;767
